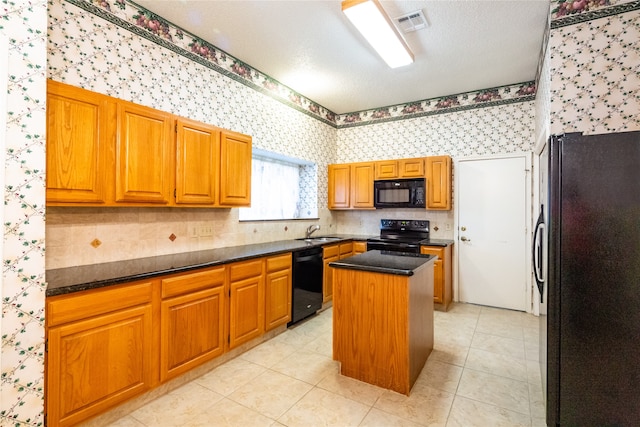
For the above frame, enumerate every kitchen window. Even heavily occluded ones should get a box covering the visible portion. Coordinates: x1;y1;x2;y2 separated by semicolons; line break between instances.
239;150;318;221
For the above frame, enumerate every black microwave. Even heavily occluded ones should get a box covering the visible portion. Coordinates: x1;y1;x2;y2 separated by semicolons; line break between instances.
374;178;426;208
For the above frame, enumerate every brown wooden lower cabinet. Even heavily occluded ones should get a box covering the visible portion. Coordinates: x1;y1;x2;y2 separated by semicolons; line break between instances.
160;266;227;382
228;259;265;349
265;253;292;331
322;242;354;303
333;260;434;395
420;244;453;311
353;241;367;254
45;252;292;426
46;280;154;427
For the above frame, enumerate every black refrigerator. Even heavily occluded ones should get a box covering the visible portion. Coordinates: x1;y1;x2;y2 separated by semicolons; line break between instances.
535;131;640;426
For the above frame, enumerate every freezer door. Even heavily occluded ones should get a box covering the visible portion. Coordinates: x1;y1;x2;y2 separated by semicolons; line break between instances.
547;131;640;426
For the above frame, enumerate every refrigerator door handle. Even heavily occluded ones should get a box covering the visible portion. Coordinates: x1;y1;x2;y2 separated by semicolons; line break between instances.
534;223;545;282
533;206;545;301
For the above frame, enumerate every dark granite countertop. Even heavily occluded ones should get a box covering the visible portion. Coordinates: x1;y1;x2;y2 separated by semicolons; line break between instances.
418;238;454;247
45;235;376;297
329;250;436;276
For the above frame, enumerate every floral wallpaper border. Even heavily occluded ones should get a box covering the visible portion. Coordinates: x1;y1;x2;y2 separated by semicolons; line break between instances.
551;0;640;28
66;0;339;126
68;0;538;129
336;83;536;128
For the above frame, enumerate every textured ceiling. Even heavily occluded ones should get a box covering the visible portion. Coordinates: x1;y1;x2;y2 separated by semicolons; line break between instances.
136;0;550;114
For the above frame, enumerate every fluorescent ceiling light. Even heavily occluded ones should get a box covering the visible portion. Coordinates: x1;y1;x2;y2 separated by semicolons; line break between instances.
342;0;414;68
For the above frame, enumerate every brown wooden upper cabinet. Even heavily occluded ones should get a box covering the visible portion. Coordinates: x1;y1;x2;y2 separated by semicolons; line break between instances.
175;117;219;205
328;162;375;210
425;155;452;210
46;81;113;204
328;164;350;209
351;162;375;208
330;156;451;210
115;100;174;204
45;80;252;208
374;158;424;180
219;130;252;207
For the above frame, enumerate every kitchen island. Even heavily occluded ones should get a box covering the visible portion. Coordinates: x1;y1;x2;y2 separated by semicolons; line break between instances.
330;250;435;395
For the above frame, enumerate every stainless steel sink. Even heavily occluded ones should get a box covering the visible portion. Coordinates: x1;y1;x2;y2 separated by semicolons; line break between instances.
295;236;342;243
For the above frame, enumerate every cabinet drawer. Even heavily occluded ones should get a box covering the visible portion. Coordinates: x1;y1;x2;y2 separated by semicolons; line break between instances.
47;280;153;327
353;241;367;253
229;259;263;281
399;158;424;177
420;246;444;260
161;266;226;299
266;253;292;272
375;160;399;179
323;244;340;258
339;242;353;257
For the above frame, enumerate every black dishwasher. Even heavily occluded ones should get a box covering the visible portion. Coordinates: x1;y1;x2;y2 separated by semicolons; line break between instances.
289;247;323;325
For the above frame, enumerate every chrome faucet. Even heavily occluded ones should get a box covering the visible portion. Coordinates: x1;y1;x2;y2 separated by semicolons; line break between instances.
306;224;321;239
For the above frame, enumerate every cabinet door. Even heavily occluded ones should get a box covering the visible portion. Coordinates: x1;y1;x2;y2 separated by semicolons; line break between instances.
399;158;425;178
323;244;340;303
426;156;452;210
46;81;112;204
115;100;173;204
219;130;252;206
375;160;399;179
328;164;350;209
228;260;264;349
175;117;220;205
421;246;449;307
160;287;225;381
351;162;375;208
47;304;153;427
432;259;444;303
265;253;292;331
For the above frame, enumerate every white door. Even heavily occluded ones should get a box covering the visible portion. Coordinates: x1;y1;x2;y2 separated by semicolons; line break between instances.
457;155;529;311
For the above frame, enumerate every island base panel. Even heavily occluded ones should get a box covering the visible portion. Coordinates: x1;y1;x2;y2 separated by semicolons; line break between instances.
332;265;434;395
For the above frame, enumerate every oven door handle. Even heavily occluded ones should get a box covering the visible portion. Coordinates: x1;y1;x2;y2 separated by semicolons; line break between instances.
368;241;420;250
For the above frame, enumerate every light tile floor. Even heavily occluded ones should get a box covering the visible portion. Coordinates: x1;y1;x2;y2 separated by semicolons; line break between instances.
108;303;546;427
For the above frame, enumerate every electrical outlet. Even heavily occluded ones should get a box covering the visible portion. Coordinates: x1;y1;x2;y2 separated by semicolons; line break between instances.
445;223;452;231
189;226;198;238
199;225;213;237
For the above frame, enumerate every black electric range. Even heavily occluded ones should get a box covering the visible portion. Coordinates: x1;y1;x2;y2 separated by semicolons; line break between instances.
366;219;430;254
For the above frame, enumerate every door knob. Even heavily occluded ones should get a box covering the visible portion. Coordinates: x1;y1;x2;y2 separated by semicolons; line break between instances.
461;226;467;231
460;236;470;242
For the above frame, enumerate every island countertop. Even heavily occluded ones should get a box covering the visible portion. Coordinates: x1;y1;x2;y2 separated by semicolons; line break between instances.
329;250;436;276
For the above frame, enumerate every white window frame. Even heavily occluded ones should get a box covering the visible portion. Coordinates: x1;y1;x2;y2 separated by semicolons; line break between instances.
239;149;318;221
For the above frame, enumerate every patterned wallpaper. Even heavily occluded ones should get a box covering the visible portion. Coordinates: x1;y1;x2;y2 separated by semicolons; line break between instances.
48;0;337;217
0;2;47;426
336;102;536;163
549;4;640;134
3;0;635;423
61;0;537;129
534;20;552;152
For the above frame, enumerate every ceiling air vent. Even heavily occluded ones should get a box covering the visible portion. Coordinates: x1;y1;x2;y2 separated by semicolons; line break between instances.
395;10;427;33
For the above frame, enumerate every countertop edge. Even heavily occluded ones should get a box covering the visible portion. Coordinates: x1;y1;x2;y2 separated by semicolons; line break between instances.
330;262;415;276
329;251;436;277
45;235;375;297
